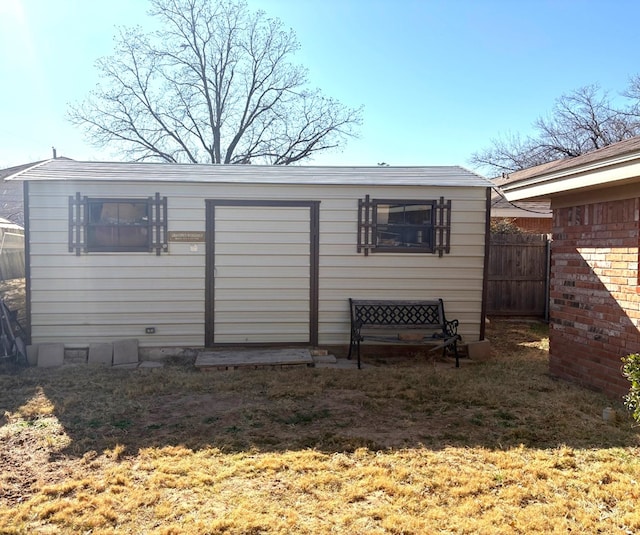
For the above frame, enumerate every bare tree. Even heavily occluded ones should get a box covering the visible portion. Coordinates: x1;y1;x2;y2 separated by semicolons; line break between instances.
69;0;362;164
470;84;640;176
470;132;547;175
621;74;640;119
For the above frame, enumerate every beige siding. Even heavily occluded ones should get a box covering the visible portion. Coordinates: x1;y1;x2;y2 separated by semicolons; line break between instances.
27;181;488;347
28;181;206;346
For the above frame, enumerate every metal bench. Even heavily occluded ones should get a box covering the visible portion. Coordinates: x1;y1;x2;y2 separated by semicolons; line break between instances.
348;298;461;369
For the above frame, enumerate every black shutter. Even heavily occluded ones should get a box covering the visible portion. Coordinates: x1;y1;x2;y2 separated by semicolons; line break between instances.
68;192;87;255
434;196;452;257
357;194;374;256
150;193;168;255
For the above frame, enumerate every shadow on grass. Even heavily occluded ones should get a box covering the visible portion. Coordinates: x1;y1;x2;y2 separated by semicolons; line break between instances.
0;320;638;460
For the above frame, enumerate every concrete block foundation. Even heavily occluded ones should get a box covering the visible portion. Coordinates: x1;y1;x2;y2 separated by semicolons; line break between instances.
37;343;65;367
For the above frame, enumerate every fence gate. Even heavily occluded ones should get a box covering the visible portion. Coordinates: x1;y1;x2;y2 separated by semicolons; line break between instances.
486;233;550;318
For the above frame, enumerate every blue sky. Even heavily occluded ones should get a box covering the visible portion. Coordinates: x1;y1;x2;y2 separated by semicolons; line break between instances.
1;0;639;171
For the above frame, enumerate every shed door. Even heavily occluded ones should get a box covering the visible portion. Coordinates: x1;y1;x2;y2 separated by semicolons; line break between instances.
205;200;319;346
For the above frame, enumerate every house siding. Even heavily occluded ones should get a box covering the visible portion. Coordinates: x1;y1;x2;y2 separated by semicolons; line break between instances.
27;179;488;350
550;197;640;397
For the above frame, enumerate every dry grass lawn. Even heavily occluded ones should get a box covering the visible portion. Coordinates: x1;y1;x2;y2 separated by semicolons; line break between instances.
1;320;640;534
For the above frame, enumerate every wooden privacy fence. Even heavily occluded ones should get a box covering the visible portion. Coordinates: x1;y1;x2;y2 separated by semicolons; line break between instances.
486;233;550;318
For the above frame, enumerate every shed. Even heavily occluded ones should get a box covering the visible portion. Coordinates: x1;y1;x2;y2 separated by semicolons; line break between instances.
9;159;492;357
502;136;640;397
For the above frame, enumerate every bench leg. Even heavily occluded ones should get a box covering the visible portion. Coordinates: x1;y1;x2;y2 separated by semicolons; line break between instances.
347;325;358;360
436;336;460;368
348;330;363;369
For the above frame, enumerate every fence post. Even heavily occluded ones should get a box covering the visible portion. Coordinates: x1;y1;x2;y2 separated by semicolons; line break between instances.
544;237;551;323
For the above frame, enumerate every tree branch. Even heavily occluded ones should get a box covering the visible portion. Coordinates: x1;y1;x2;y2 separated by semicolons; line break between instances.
68;0;361;164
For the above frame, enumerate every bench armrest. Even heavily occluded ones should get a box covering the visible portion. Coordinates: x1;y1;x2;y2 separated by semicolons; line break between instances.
445;319;459;339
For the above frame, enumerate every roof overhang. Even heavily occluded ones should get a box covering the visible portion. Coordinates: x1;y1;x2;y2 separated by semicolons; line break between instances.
3;159;494;188
0;159;47;180
502;150;640;202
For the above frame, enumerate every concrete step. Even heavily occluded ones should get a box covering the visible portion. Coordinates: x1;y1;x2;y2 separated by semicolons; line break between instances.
195;348;314;370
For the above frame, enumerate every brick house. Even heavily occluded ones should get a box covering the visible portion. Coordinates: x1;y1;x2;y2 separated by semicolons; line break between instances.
491;176;552;234
501;136;640;398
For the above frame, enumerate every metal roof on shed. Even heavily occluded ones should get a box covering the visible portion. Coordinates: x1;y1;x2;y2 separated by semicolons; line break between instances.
7;159;491;188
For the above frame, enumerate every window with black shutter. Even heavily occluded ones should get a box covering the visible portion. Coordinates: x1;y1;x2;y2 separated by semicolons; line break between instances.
69;193;167;255
357;195;451;256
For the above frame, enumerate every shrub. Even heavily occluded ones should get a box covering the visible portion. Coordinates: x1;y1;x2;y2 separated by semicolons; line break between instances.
490;218;523;235
621;353;640;423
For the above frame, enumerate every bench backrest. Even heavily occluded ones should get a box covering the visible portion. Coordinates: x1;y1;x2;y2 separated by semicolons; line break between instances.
350;299;446;328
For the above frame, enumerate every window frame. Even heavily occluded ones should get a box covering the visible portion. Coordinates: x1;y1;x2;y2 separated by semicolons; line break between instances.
371;199;436;253
85;197;152;253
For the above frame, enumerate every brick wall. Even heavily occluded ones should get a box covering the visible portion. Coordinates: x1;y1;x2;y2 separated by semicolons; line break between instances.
550;198;640;398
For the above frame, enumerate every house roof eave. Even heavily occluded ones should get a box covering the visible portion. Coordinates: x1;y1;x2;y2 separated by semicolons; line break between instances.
1;159;54;181
502;151;640;202
9;159;494;188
